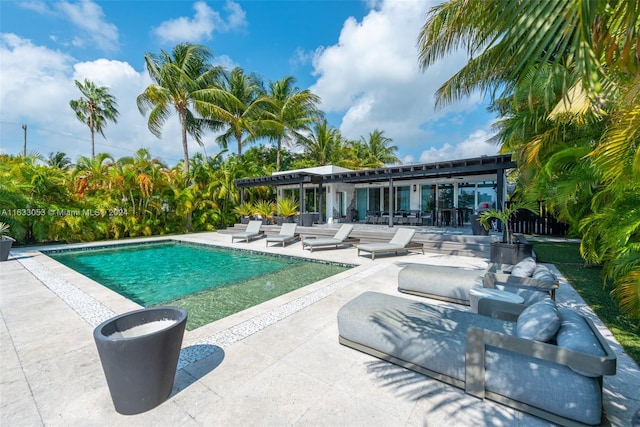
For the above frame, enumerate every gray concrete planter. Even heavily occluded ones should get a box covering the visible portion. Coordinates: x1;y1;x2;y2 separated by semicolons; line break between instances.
490;241;533;264
93;306;187;415
470;215;489;236
0;238;14;261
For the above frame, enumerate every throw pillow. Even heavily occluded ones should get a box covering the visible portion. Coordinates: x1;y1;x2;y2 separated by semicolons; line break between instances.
516;298;560;342
556;308;606;377
511;257;537;277
532;265;556;282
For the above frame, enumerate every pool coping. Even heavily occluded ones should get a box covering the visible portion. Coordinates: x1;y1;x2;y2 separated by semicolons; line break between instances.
13;234;383;370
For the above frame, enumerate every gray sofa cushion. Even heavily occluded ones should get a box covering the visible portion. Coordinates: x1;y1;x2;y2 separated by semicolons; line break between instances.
556;308;606;377
532;265;556;282
398;264;485;303
337;291;513;381
510;257;537;277
485;348;603;425
495;284;549;305
516;299;560;342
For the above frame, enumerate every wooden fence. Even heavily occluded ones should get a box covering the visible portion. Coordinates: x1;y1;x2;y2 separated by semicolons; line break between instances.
509;202;569;236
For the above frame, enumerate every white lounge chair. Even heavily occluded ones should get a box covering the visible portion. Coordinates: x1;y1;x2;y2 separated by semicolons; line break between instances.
302;224;359;252
356;227;423;260
231;220;264;243
265;223;299;247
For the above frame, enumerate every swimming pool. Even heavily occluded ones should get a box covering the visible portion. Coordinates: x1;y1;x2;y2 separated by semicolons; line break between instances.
47;241;350;330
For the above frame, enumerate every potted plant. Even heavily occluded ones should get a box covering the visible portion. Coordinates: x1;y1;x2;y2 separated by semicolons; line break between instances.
233;202;254;224
0;222;15;262
479;201;536;264
253;200;276;225
275;197;299;225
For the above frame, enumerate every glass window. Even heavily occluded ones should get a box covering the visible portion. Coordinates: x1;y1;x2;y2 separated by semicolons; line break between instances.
305;188;316;212
356;188;367;220
368;188;380;211
438;184;454;209
396;186;410;211
382;187;390;212
338;192;346;216
457;183;475;224
420;185;435;213
457;183;475;209
283;188;299;203
477;182;497;210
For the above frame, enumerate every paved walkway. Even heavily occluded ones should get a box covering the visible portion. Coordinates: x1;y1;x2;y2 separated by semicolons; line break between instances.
1;231;638;426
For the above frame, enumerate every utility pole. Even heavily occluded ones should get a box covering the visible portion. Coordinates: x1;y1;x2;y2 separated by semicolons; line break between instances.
21;124;27;157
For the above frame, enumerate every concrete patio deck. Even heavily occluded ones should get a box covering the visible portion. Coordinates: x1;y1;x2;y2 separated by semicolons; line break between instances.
1;230;639;426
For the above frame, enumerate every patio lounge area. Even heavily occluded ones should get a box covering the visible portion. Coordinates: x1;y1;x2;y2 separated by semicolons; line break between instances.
1;230;639;426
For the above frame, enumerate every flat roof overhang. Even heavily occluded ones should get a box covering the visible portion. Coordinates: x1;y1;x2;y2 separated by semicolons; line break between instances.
234;154;516;188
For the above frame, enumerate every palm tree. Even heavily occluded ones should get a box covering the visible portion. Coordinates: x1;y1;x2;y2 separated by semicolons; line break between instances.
46;152;73;170
73;153;114;199
204;67;271;160
259;76;323;171
417;0;640;318
297;121;352;167
69;79;119;159
358;130;400;168
417;0;638;108
137;43;224;175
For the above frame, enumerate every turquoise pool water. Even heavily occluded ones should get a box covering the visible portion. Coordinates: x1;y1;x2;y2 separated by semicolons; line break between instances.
47;241;350;329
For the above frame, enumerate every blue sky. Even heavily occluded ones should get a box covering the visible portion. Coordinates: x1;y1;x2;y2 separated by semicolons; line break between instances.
0;0;499;167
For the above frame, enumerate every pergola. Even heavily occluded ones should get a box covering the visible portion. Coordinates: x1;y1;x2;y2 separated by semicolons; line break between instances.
234;154;516;226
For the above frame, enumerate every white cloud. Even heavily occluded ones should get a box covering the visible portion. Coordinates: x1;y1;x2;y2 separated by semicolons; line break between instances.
154;0;246;44
310;0;492;163
56;0;119;51
417;129;499;163
0;34;205;165
19;0;119;52
0;34;75;123
19;0;53;15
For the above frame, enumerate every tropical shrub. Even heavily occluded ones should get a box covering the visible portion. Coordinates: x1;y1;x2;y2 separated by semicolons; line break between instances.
276;197;299;219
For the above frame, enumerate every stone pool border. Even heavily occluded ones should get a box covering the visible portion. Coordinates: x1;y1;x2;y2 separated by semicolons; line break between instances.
14;238;385;369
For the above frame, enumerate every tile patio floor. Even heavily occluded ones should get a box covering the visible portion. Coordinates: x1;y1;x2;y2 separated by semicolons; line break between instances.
1;231;639;426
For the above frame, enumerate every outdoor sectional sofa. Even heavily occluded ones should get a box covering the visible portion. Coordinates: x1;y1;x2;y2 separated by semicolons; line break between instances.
337;292;617;426
398;257;558;306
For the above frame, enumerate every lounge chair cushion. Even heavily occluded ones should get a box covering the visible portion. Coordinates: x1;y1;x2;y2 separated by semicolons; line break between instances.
305;237;341;247
357;243;401;252
556;308;606;377
303;224;356;250
516;299;560;342
357;228;417;259
266;223;297;246
333;224;354;241
388;227;416;246
510;257;537;277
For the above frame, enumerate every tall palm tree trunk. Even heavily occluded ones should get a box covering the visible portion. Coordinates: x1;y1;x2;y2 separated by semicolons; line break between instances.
179;111;193;231
179;112;190;175
236;134;243;160
276;138;282;171
90;128;95;160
